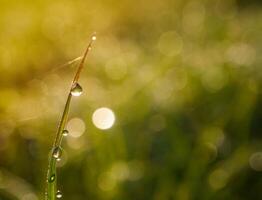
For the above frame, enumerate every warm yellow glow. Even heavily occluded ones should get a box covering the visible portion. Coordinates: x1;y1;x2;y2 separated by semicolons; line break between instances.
110;161;130;181
21;193;38;200
92;35;97;41
92;107;115;130
105;57;127;80
98;172;116;191
66;137;86;150
226;43;256;66
66;117;86;138
158;31;183;57
208;169;229;190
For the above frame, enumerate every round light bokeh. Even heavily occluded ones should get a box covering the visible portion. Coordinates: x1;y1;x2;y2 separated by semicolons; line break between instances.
249;152;262;171
92;107;115;130
66;117;86;138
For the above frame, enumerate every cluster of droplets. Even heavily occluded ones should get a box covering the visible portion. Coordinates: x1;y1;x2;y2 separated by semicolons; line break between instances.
71;83;83;96
50;147;63;198
49;84;83;198
48;34;96;199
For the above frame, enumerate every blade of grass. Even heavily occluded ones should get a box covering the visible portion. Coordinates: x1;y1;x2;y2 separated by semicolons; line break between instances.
45;34;96;200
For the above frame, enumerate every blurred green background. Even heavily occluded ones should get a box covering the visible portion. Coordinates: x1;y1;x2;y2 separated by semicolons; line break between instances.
0;0;262;199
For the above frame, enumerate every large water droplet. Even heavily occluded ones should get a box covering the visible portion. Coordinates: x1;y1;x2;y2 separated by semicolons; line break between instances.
56;190;62;198
71;83;83;97
48;174;56;183
62;129;69;137
52;146;62;160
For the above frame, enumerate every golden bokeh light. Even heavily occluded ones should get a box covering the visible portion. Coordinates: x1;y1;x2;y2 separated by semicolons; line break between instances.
92;107;115;130
66;117;86;138
158;31;183;57
98;172;116;191
208;169;229;190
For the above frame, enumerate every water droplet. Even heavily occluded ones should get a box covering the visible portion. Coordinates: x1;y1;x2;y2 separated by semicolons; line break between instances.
71;83;83;96
52;146;62;159
56;190;62;198
88;46;92;51
48;174;56;182
62;129;69;137
92;35;97;41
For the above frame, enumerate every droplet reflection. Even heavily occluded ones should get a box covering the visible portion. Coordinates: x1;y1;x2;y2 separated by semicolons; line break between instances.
71;83;83;96
62;130;69;137
48;174;55;183
56;190;62;198
52;146;62;160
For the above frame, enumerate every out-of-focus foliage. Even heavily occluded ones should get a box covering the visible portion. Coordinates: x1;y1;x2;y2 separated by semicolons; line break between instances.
0;0;261;199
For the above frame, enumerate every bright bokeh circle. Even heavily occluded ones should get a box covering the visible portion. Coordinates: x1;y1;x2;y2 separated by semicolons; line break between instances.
92;107;115;130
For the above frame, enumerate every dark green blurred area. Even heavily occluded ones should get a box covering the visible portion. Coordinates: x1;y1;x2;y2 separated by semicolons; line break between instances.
0;0;262;199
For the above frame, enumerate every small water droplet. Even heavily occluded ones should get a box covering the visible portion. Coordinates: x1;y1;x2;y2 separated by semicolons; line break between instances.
92;35;97;41
52;146;62;159
71;83;83;96
88;46;92;51
56;190;62;198
48;174;56;182
62;129;69;136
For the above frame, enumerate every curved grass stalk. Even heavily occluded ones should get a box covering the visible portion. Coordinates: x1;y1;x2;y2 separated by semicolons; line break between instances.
45;34;96;200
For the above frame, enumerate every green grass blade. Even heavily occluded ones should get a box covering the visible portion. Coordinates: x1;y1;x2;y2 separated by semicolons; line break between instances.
45;34;96;200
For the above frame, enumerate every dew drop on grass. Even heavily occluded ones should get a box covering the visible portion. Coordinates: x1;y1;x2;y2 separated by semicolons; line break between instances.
52;146;62;159
62;129;69;136
56;190;62;198
71;83;83;96
48;174;55;182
